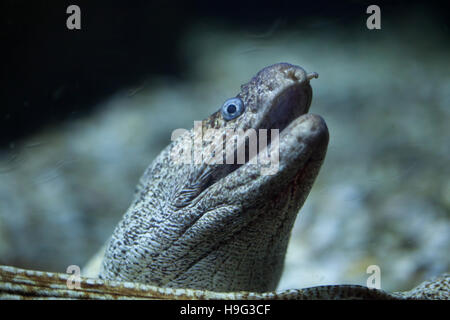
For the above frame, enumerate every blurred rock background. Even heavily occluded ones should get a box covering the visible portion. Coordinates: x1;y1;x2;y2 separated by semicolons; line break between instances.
0;1;448;293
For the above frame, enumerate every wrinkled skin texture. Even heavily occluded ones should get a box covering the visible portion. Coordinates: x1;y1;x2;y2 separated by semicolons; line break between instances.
99;63;329;292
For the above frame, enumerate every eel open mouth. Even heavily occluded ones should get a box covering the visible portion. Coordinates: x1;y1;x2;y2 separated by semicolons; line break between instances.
219;64;321;176
263;69;318;135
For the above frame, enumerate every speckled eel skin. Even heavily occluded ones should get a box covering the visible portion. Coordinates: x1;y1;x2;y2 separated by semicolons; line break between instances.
0;63;448;299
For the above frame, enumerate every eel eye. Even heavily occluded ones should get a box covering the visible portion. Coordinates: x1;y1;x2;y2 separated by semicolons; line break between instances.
221;97;245;121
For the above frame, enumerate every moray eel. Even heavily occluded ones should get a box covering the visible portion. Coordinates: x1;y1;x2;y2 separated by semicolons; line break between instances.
99;63;327;292
0;63;448;299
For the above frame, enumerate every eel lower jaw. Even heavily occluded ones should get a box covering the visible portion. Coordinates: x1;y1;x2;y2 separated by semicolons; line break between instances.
198;112;328;210
259;112;329;178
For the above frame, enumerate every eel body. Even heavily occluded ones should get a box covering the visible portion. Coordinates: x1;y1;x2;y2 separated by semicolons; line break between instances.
99;63;328;292
0;63;448;299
